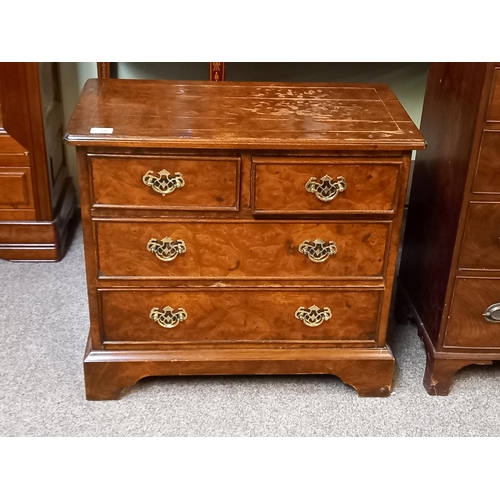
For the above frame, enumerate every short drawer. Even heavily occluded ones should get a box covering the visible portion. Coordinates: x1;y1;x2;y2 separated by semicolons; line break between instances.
444;278;500;349
96;220;389;279
486;67;500;122
90;154;240;211
100;288;381;344
459;203;500;271
472;131;500;194
252;157;401;215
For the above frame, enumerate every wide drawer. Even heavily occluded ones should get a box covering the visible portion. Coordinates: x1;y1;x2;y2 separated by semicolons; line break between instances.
100;288;381;344
459;203;500;271
252;157;401;215
90;154;240;210
96;220;389;279
444;278;500;349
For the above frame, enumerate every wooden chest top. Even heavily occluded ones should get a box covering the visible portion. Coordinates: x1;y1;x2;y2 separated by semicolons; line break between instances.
65;78;425;151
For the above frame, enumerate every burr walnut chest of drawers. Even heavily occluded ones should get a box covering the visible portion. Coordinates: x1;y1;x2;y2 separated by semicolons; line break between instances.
65;78;424;400
398;62;500;395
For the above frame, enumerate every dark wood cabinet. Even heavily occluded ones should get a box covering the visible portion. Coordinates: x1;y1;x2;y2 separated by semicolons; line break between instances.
66;78;424;400
398;62;500;395
0;62;77;261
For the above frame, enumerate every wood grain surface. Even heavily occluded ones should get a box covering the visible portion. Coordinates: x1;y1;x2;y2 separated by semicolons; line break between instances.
91;154;240;210
100;288;381;344
66;78;424;399
445;278;500;348
0;63;77;260
83;346;395;400
398;63;490;346
0;167;34;210
423;356;493;396
396;63;500;395
253;158;400;215
96;220;389;279
487;68;500;121
65;79;426;150
459;202;500;270
472;131;500;194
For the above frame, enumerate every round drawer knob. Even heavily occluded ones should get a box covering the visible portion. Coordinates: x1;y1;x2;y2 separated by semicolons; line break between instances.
483;303;500;323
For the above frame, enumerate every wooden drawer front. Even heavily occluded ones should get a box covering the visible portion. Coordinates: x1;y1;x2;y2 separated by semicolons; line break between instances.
0;166;34;209
100;288;381;344
487;67;500;122
252;158;400;215
459;203;500;271
445;278;500;349
90;155;240;210
472;131;500;194
96;220;389;279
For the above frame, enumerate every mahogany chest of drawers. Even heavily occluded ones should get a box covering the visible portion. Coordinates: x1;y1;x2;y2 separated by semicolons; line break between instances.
398;62;500;395
0;63;76;261
66;78;424;400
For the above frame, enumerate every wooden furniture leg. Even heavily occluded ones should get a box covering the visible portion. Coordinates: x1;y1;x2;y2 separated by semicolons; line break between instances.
423;354;493;396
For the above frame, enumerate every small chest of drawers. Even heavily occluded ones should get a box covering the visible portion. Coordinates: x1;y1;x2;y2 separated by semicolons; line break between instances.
66;78;424;400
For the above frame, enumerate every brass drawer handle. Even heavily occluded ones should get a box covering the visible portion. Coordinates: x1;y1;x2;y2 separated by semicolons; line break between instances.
295;305;332;327
142;169;185;196
147;237;187;262
483;303;500;323
150;306;187;328
298;238;337;263
305;174;347;202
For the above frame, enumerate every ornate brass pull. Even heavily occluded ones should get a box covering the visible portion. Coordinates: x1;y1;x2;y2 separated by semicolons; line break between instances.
295;305;332;327
305;175;347;202
147;237;187;262
150;306;188;328
142;169;185;196
298;238;337;263
483;303;500;323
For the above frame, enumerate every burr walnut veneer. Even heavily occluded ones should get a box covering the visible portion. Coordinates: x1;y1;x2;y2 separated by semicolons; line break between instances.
398;62;500;395
66;78;424;400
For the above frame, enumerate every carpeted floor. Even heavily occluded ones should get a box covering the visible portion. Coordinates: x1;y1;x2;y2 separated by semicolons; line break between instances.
1;222;500;437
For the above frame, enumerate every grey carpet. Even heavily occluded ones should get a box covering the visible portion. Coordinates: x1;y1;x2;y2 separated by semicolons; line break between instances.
2;222;500;437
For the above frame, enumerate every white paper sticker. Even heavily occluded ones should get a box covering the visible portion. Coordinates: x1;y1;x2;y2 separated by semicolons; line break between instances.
90;127;114;134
